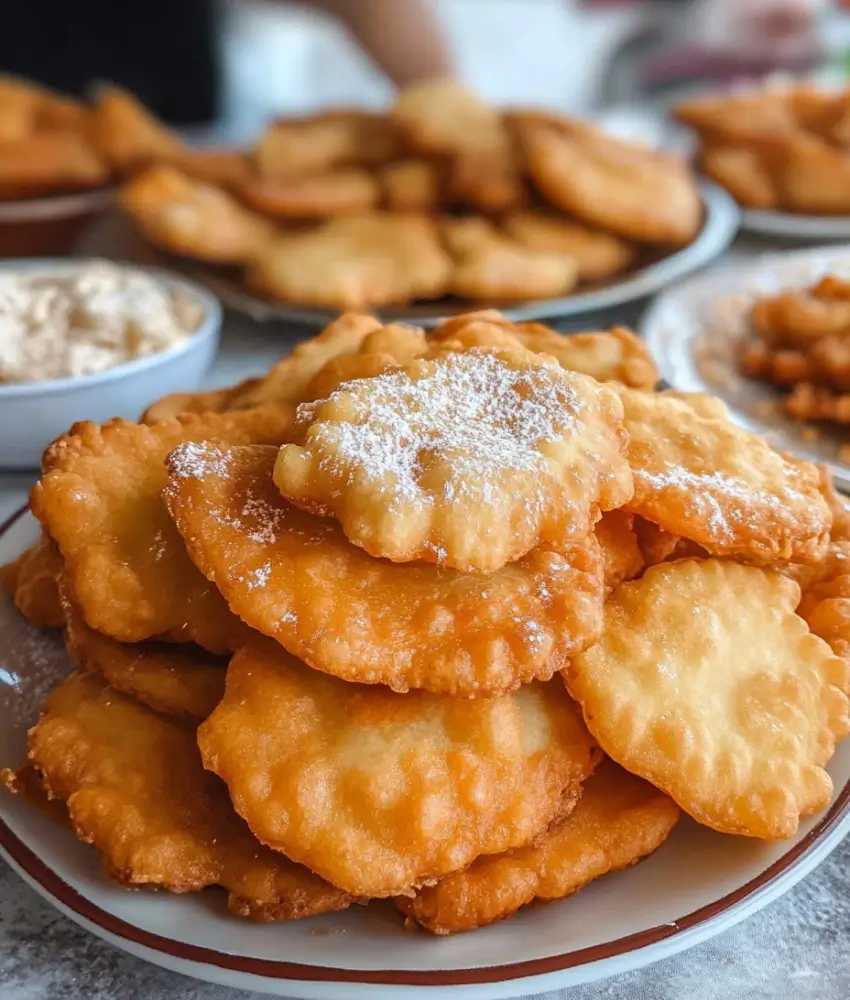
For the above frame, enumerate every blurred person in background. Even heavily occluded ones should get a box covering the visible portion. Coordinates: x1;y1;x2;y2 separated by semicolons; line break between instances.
0;0;453;125
0;0;836;135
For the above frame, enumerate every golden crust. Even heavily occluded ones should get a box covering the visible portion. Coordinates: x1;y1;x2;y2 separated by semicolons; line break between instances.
246;214;452;311
567;559;850;839
397;761;679;934
63;599;226;722
0;532;64;628
121;165;277;265
238;169;380;220
274;348;633;572
17;672;352;920
198;640;598;897
228;313;383;409
595;510;643;595
89;86;182;174
502;211;637;283
517;116;702;246
618;388;831;566
164;443;605;695
31;411;293;650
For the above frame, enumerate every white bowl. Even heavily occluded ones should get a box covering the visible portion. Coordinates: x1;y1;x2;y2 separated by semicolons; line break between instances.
0;259;222;469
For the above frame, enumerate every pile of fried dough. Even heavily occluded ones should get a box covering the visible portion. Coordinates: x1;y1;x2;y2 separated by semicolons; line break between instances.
741;273;850;429
3;310;849;936
675;81;850;215
115;79;703;311
0;76;233;200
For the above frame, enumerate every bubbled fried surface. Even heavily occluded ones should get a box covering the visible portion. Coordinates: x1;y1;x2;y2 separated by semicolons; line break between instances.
198;641;598;898
31;411;292;651
164;444;605;695
566;559;850;839
397;760;679;934
15;672;352;920
618;388;831;566
274;348;632;573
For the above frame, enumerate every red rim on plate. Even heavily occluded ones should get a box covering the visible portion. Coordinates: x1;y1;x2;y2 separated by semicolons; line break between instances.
1;503;848;988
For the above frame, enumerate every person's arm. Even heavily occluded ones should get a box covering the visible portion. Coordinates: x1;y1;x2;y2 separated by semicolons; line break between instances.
305;0;454;86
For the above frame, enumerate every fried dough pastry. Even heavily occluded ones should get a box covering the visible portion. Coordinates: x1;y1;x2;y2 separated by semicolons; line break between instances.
502;211;637;283
14;672;352;920
228;313;383;409
0;75;43;141
247;214;451;311
761;133;850;215
303;323;428;399
739;341;814;387
595;510;643;594
163;148;253;189
618;388;830;565
698;145;779;210
518;117;702;246
141;381;257;423
64;601;225;722
121;166;277;265
750;276;850;347
164;443;605;695
238;169;380;220
566;559;850;839
392;82;524;211
31;411;293;650
392;80;506;158
380;159;444;212
785;382;850;424
673;88;797;144
656;389;731;420
198;640;598;897
274;348;633;572
0;130;109;199
397;761;679;934
89;86;182;174
430;315;658;390
255;111;400;179
631;515;683;567
0;532;64;628
442;217;578;302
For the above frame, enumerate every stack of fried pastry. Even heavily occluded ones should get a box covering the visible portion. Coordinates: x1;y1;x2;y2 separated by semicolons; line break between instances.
740;274;850;428
116;79;703;310
3;310;849;936
0;76;253;201
675;81;850;215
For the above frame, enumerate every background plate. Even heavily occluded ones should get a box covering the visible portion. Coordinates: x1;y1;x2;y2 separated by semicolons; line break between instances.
164;182;739;329
2;508;848;999
742;208;850;242
641;243;850;493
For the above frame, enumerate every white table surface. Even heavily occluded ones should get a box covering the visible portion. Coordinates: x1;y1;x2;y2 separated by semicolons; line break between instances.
2;232;849;1000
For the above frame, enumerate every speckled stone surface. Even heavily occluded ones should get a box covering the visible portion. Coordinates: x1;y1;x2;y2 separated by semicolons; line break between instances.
2;838;848;1000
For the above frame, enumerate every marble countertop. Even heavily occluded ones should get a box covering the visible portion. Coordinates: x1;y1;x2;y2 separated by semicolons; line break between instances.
1;243;849;1000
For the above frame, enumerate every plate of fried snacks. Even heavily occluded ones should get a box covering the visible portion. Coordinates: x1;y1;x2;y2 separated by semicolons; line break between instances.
674;79;850;240
642;243;850;492
112;80;738;326
2;308;848;998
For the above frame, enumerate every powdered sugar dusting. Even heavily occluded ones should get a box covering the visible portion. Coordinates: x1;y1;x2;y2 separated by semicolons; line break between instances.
168;442;232;480
298;350;582;511
639;464;811;540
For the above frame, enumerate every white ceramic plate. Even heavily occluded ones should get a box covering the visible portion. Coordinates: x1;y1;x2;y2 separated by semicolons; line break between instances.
2;508;848;999
742;208;850;242
641;243;850;493
168;182;739;329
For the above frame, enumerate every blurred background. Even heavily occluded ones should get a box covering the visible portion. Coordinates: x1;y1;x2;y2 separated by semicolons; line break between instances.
7;0;850;144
